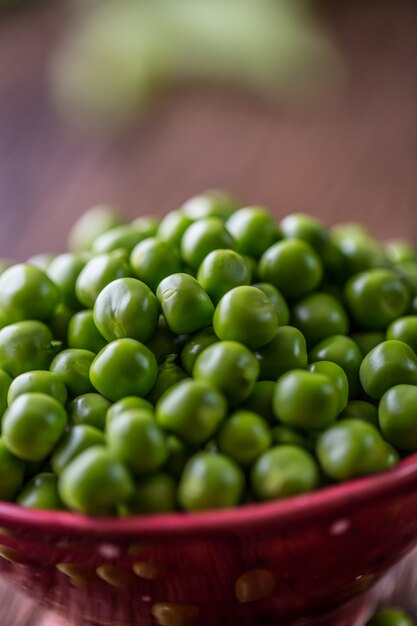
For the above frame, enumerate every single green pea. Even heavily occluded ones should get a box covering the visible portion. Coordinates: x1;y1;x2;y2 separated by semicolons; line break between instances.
226;207;278;258
193;341;259;404
252;283;290;326
385;239;417;264
47;253;86;308
345;269;410;331
8;371;67;406
127;473;177;515
291;293;349;348
75;253;132;309
309;335;362;398
179;452;244;511
213;286;278;349
91;224;149;255
155;379;227;445
67;309;107;353
0;439;25;500
49;303;76;342
394;261;417;297
333;231;387;279
157;210;194;247
68;205;123;252
339;400;379;427
165;435;190;478
180;190;238;222
107;409;168;476
130;215;160;238
180;327;219;375
271;425;313;452
106;396;153;424
251;445;320;501
280;213;330;254
218;411;271;467
69;393;111;430
309;361;349;414
0;321;55;377
93;277;159;343
181;218;235;270
17;473;64;510
156;273;214;334
379;384;417;451
145;315;189;364
360;340;417;399
50;348;95;397
351;331;385;357
242;381;276;424
2;393;67;461
90;339;158;401
387;316;417;353
130;237;183;292
0;369;12;418
258;239;323;300
273;369;340;430
26;253;55;270
197;249;251;304
0;263;59;322
316;419;399;481
147;357;188;405
255;326;308;381
366;607;415;626
51;425;106;475
58;446;134;515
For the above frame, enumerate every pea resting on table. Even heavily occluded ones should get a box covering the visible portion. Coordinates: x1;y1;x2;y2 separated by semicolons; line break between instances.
0;193;416;517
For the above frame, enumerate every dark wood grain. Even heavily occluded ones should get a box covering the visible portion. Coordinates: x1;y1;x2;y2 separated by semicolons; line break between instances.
0;0;416;260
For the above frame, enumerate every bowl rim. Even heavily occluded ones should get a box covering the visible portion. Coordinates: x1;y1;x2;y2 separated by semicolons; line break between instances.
1;452;417;538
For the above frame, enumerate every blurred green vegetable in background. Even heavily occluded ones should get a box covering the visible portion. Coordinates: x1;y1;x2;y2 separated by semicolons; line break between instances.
52;0;343;131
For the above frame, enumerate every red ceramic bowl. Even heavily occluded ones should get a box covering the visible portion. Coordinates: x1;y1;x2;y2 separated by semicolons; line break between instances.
1;453;417;626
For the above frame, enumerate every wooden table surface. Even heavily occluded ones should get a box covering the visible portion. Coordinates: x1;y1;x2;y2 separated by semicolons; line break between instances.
0;0;416;260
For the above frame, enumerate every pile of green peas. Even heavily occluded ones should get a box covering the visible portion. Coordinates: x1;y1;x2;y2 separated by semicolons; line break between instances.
0;191;417;516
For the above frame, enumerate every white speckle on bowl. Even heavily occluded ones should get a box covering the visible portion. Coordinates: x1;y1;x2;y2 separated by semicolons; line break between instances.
329;519;350;536
97;543;121;559
355;575;363;581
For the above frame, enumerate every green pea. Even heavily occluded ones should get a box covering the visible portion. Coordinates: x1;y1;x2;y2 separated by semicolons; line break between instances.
127;473;177;515
26;253;55;270
106;396;154;424
0;439;25;500
51;425;106;475
360;340;417;399
17;473;63;510
379;384;417;451
387;316;417;353
156;273;214;334
155;379;227;445
309;361;349;414
0;321;54;377
339;400;379;427
213;286;278;349
179;452;244;511
130;215;160;238
165;435;190;478
241;381;276;424
385;240;417;264
49;303;76;342
252;283;290;326
218;411;271;467
309;335;362;398
180;217;235;270
271;425;313;451
90;339;158;401
75;252;132;308
67;310;107;353
395;261;417;297
69;393;111;430
258;239;323;300
157;210;193;247
346;269;410;330
273;369;340;429
68;205;123;252
93;277;159;343
226;207;278;258
0;264;59;322
47;253;86;308
333;231;387;279
146;315;189;365
255;326;308;381
316;419;399;481
180;327;219;375
197;249;251;304
8;371;67;406
366;607;415;626
50;348;95;397
147;357;188;405
0;369;12;418
130;237;183;292
280;213;330;254
351;331;385;357
291;292;349;348
251;445;319;501
2;393;67;461
58;446;134;515
193;341;259;404
91;224;149;255
107;409;168;476
180;190;237;222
